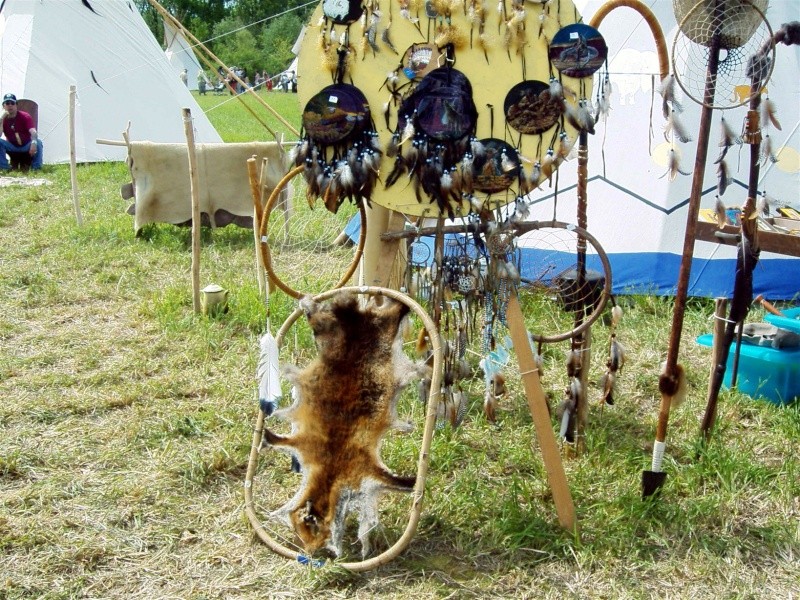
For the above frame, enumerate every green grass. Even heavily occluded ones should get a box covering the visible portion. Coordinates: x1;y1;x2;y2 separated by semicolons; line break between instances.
0;93;798;599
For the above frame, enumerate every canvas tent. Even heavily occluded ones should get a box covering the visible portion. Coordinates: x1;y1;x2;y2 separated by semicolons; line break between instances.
515;0;800;300
0;0;221;164
164;16;203;92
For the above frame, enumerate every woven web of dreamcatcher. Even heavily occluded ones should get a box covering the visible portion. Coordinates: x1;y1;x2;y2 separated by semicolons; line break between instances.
672;0;773;109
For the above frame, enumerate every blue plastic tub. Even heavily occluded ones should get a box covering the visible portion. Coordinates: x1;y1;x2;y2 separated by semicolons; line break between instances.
696;334;800;405
764;306;800;335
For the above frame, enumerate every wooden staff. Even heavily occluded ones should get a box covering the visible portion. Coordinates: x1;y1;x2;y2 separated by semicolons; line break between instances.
182;108;202;314
643;28;723;498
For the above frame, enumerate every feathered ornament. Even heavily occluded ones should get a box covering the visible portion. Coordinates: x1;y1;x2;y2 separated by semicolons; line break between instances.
659;362;688;408
529;161;542;188
609;334;625;372
715;115;741;164
658;73;682;119
599;370;616;406
664;109;692;143
716;160;730;196
565;99;595;134
761;134;778;164
510;195;530;223
549;76;563;101
557;130;576;160
714;195;727;228
257;332;282;417
611;304;623;329
761;96;782;131
660;148;691;181
756;190;772;217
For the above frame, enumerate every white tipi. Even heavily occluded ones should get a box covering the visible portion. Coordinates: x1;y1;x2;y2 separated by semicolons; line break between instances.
0;0;221;164
164;17;203;92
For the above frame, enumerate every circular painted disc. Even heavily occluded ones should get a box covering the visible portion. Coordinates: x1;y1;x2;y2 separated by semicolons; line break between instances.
302;84;368;145
322;0;363;25
472;138;520;194
549;24;607;78
504;80;564;135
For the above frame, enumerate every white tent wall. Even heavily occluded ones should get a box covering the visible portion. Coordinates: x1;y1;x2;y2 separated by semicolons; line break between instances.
0;0;221;164
164;17;202;91
519;0;800;300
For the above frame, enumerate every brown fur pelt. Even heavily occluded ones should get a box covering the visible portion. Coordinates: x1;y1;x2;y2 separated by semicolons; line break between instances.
261;291;430;558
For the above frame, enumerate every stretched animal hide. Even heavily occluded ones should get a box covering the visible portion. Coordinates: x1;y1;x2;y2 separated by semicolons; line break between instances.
261;291;430;557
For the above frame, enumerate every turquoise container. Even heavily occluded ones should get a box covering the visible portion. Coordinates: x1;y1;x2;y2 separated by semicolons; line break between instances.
696;334;800;405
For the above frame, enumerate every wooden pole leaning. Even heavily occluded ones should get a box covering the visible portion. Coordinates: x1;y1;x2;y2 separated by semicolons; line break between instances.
146;0;300;139
506;292;578;533
182;108;202;314
246;156;268;299
244;285;444;571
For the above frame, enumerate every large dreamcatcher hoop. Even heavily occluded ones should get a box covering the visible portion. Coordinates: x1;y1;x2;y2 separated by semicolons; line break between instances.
514;220;613;344
671;0;774;109
258;165;367;299
244;286;443;571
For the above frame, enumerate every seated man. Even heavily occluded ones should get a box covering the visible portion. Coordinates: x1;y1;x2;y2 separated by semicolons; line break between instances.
0;93;43;171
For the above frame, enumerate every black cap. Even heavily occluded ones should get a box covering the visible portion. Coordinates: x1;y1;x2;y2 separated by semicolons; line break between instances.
3;93;17;104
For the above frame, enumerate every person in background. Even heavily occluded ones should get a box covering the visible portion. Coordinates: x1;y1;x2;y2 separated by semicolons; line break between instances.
0;93;43;171
180;68;188;86
197;70;208;95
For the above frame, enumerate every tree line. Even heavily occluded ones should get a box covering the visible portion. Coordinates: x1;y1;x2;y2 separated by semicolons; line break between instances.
134;0;312;79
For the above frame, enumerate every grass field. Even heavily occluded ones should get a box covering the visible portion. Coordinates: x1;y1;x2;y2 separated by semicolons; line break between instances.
0;89;798;599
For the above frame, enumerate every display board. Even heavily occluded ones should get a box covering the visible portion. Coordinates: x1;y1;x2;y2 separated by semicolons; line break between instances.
296;0;599;217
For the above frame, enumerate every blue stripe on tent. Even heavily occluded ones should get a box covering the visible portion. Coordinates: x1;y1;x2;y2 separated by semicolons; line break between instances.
345;218;800;301
520;249;800;301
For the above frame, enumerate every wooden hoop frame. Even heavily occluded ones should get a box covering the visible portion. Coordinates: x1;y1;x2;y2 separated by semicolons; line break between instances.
244;285;444;571
515;220;613;344
258;165;368;299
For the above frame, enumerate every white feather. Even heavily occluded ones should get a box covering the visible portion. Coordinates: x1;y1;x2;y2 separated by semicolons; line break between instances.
257;332;282;414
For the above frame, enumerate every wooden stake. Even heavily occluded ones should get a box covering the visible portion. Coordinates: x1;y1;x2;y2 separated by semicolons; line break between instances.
506;293;577;532
247;156;268;298
68;85;83;226
182;108;202;314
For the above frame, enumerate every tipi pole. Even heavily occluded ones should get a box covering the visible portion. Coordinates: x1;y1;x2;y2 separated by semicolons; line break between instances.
146;0;299;138
182;108;202;314
68;86;83;227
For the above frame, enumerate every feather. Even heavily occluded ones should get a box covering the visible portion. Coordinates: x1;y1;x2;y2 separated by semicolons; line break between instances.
600;371;615;405
715;116;740;164
556;396;574;439
761;134;778;164
381;27;398;54
714;195;727;228
660;149;691;181
529;161;542;188
257;332;282;416
757;191;771;217
566;349;581;378
664;110;692;143
761;96;782;130
717;160;730;196
658;74;682;118
557;131;576;160
565;99;595;134
659;362;688;408
609;334;625;372
611;305;623;328
549;76;563;101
